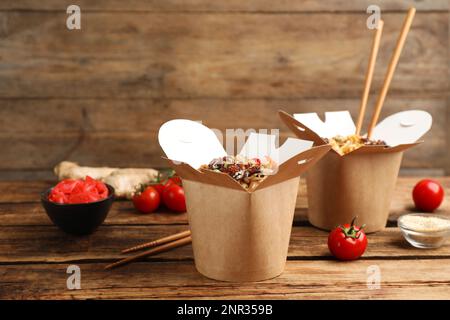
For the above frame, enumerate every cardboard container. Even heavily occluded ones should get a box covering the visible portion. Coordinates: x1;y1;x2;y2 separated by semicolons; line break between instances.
158;116;330;281
280;110;432;233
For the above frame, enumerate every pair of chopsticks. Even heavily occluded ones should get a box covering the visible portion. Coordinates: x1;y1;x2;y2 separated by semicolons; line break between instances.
355;7;416;138
104;230;192;270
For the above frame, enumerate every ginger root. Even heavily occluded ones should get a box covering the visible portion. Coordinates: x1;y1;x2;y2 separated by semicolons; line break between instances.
54;161;159;199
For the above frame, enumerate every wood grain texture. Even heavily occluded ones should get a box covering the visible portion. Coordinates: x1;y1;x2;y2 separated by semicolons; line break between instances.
0;1;448;299
0;132;165;170
1;178;450;299
0;7;450;178
0;201;432;227
2;225;450;264
0;12;446;99
0;7;447;175
0;98;446;171
0;0;447;12
0;5;447;173
1;260;450;299
1;98;445;134
0;201;189;226
1;177;449;220
2;131;443;170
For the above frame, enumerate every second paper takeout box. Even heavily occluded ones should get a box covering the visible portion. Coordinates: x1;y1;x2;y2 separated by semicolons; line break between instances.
280;109;432;233
158;116;330;282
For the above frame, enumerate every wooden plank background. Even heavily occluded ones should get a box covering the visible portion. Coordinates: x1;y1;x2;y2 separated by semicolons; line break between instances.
0;1;448;179
2;177;450;299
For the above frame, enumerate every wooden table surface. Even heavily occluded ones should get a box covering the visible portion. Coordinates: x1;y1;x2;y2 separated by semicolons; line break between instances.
1;177;450;300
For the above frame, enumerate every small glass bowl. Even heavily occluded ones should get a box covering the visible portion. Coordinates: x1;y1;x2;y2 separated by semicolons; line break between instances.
398;213;450;249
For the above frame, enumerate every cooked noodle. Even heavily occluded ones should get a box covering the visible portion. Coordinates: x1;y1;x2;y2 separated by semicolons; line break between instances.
200;155;276;189
324;135;386;155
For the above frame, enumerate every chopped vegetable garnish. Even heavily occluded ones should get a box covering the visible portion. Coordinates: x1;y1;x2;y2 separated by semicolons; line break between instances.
48;176;109;204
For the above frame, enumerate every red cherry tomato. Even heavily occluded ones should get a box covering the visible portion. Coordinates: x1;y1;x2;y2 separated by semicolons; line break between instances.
149;175;182;199
132;186;161;213
162;184;186;212
163;179;175;190
328;218;367;261
168;176;182;186
164;176;182;189
151;183;166;198
412;179;444;212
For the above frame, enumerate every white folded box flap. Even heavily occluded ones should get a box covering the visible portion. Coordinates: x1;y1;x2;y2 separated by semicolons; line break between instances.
278;138;314;163
159;117;331;191
238;133;313;165
158;119;227;169
370;110;432;146
293;111;355;138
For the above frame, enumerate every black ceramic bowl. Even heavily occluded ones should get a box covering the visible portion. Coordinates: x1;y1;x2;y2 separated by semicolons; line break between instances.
41;184;115;235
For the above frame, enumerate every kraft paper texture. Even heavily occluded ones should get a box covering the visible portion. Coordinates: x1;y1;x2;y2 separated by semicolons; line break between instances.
183;177;300;282
279;110;419;233
306;151;404;233
160;112;330;281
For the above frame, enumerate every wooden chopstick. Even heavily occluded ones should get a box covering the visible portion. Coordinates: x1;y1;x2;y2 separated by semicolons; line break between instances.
105;235;192;270
121;230;191;254
355;20;384;136
367;7;416;138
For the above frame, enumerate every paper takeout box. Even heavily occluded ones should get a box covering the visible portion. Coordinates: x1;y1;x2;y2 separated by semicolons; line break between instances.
280;109;432;233
158;117;330;281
